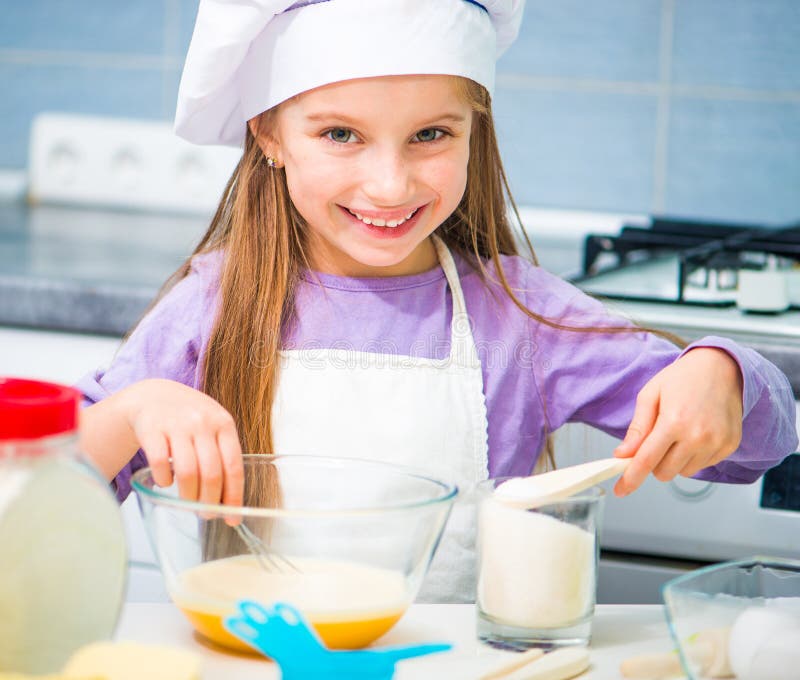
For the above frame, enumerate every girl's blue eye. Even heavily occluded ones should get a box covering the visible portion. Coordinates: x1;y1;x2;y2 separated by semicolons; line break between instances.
326;128;355;143
415;128;444;143
324;127;446;144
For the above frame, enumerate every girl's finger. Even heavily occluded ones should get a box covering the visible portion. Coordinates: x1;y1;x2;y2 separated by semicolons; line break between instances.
652;442;692;481
170;434;199;502
193;432;224;507
139;430;173;488
615;419;676;496
218;425;244;509
614;384;660;458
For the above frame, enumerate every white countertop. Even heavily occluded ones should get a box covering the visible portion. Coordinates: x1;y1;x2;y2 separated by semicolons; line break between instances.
115;603;680;679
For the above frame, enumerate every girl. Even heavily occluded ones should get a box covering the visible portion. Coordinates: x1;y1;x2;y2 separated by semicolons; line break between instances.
78;0;797;602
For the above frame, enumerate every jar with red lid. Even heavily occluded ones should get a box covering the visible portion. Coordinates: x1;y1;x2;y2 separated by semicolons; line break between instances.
0;377;127;674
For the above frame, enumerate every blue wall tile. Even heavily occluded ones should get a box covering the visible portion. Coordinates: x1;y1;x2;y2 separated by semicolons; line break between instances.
0;1;166;55
1;0;798;228
175;0;200;59
0;63;164;167
672;0;800;91
161;0;201;118
163;67;181;120
665;98;800;224
493;87;657;213
499;0;662;83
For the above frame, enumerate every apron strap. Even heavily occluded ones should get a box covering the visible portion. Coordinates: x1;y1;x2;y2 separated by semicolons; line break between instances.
431;235;480;368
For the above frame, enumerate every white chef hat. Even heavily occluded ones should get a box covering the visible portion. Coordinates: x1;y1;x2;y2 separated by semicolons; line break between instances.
174;0;525;147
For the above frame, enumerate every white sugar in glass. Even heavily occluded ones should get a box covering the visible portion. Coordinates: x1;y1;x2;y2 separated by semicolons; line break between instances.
476;480;604;650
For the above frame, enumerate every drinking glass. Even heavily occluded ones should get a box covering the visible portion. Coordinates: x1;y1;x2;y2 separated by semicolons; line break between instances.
476;479;604;650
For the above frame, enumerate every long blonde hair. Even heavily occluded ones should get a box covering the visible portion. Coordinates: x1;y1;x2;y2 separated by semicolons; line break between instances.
153;77;677;470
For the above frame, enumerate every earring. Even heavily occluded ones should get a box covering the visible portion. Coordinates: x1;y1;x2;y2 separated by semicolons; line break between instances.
266;156;278;168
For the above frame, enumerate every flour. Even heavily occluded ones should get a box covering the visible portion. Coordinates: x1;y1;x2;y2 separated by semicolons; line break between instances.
477;497;595;628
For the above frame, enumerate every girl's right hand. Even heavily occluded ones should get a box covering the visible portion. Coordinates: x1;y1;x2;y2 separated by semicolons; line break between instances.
118;378;244;508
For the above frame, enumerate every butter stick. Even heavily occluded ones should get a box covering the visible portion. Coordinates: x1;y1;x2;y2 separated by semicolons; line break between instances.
0;673;103;680
63;642;201;680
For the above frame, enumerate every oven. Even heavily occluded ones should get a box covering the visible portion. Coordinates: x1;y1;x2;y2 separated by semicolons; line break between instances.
522;209;800;603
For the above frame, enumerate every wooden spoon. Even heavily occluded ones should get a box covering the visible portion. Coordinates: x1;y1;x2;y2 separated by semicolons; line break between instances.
493;457;632;509
481;647;591;680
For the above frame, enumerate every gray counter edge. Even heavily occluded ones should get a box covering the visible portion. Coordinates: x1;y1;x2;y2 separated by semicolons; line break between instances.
0;277;155;336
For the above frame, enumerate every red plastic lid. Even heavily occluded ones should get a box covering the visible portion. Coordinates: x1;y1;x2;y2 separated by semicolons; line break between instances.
0;378;79;440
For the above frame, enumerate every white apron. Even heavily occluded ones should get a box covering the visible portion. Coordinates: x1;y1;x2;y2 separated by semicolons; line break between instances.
270;235;489;602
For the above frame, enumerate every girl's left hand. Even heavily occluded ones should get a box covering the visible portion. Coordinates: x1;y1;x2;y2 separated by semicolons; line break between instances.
613;347;744;496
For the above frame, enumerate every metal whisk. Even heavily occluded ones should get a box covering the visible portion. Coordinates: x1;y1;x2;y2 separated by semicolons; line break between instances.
234;523;300;573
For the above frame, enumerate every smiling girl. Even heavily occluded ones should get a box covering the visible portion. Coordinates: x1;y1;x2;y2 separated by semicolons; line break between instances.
78;0;797;602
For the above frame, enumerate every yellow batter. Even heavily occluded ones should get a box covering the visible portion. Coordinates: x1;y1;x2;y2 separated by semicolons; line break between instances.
172;555;410;653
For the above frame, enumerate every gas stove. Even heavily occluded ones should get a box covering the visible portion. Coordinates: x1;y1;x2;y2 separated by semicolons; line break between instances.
567;216;800;394
573;216;800;314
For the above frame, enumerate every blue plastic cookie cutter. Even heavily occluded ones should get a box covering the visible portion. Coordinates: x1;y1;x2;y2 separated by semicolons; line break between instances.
224;600;452;679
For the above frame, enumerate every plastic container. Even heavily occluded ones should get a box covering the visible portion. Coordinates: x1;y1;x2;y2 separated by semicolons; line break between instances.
0;377;127;674
663;556;800;679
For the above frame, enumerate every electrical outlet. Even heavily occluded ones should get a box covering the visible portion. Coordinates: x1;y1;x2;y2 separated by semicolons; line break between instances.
28;113;241;215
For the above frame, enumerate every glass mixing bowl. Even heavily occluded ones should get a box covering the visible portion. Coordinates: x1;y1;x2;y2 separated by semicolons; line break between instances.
132;454;457;653
662;556;800;679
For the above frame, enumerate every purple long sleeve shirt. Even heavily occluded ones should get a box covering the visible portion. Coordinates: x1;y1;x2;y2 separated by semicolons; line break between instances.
77;248;799;502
